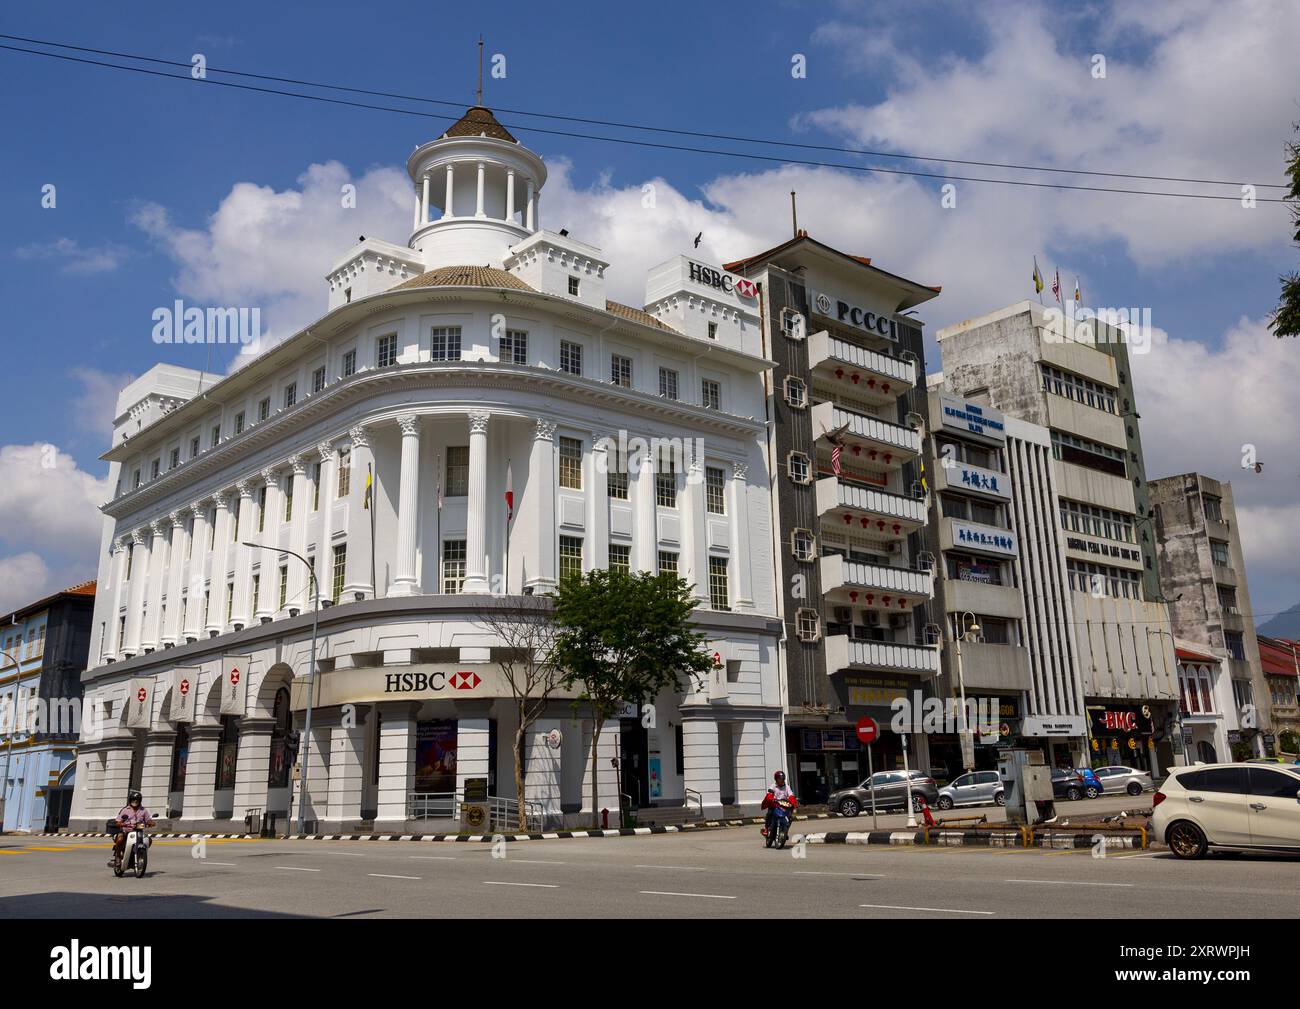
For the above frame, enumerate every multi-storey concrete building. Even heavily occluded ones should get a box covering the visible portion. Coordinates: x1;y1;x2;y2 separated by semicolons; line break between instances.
68;105;785;834
0;581;96;832
936;301;1179;773
725;233;939;803
1255;636;1300;755
1151;473;1272;757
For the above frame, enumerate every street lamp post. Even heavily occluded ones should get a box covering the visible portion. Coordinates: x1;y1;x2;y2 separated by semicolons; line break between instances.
0;649;21;833
954;611;981;773
243;543;319;835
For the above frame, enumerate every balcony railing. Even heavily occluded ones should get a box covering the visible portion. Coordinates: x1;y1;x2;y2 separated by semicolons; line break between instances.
813;401;921;459
816;476;927;532
821;555;933;601
809;331;916;391
826;633;939;675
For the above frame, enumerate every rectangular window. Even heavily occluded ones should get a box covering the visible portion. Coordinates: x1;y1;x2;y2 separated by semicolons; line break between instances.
1210;539;1230;566
377;334;398;368
445;446;469;496
133;468;141;489
559;437;583;490
607;448;628;500
169;448;180;469
284;480;293;523
559;340;583;376
611;354;632;388
708;556;730;610
283;382;297;409
502;329;528;364
256;397;269;422
706;466;726;514
658;551;678;577
343;349;357;377
430;326;462;362
441;540;467;594
278;565;288;610
1050;430;1127;479
190;436;201;458
151;458;160;479
559;536;584;581
337;447;351;498
233;412;246;436
226;582;235;623
331;543;347;603
1203;495;1224;522
568;276;580;296
257;486;267;532
251;573;260;615
656;457;677;508
701;379;721;410
608;543;631;573
658;367;679;400
1225;631;1246;661
312;366;326;393
211;424;221;448
707;322;717;340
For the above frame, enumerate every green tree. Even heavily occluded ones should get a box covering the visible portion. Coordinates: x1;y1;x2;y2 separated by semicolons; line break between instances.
1271;121;1300;338
552;569;714;828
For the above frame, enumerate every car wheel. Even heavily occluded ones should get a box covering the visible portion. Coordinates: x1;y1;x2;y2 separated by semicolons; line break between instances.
1166;820;1208;860
994;792;1005;807
911;795;924;813
1066;786;1082;801
1085;786;1100;799
838;798;861;817
1126;782;1143;796
937;795;954;811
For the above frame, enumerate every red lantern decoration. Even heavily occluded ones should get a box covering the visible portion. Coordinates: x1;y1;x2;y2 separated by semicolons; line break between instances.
868;449;878;460
865;594;875;605
867;377;877;388
884;453;893;464
899;599;908;608
852;445;861;456
883;596;892;606
849;591;859;603
882;382;891;394
842;514;852;525
860;517;870;528
835;368;845;380
851;373;860;384
876;520;885;531
892;523;901;535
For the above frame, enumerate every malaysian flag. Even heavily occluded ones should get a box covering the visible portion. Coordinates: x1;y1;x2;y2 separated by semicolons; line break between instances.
1051;269;1061;303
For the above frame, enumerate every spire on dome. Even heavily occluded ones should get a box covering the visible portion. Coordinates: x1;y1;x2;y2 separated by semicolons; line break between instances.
440;106;518;144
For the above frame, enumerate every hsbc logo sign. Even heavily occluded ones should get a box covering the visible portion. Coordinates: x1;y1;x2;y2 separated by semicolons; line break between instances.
384;670;482;694
688;261;757;299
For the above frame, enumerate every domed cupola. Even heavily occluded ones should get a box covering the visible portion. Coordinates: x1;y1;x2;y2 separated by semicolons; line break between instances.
406;105;548;271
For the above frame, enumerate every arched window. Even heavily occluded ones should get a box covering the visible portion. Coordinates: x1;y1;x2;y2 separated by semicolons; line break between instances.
268;687;293;788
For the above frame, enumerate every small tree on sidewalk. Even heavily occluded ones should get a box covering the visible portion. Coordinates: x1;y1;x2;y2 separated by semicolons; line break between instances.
551;569;714;829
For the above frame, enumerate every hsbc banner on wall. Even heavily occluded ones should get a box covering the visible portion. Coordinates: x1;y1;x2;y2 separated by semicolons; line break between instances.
125;677;154;729
220;654;252;716
170;666;199;723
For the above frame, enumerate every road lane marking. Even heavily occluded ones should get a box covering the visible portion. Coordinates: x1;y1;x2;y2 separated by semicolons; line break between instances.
274;866;321;872
640;890;736;900
859;903;993;916
205;861;238;866
410;856;457;861
323;852;367;857
634;864;708;871
794;871;885;878
1004;878;1135;887
369;873;421;880
483;881;558;888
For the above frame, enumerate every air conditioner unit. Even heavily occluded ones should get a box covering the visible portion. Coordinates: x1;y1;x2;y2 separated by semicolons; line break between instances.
863;611;881;627
834;606;854;623
889;614;909;629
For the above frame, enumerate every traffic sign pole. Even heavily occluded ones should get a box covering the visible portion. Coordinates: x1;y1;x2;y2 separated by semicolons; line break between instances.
868;744;877;830
855;717;880;830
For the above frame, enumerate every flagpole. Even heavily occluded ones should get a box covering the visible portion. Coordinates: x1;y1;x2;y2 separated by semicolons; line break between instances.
504;457;512;595
435;453;442;594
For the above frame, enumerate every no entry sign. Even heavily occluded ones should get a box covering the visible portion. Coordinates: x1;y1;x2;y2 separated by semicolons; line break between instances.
855;716;879;745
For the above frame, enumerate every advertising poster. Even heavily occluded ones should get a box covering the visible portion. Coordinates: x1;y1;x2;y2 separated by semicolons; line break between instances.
415;720;458;793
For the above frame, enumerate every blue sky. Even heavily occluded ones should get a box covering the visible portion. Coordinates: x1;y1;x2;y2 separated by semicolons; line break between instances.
1;0;1297;615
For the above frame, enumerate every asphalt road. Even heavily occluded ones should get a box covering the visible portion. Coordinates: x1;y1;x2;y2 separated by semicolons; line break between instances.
2;811;1297;918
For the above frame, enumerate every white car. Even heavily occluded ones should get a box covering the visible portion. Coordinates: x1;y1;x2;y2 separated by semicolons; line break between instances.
1093;765;1154;796
1151;762;1300;859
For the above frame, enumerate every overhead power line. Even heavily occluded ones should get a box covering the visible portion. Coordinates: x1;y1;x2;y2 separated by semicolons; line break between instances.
0;39;1290;204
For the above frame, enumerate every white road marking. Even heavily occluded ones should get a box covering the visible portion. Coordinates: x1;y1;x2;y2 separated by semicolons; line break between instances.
640;890;736;900
369;873;421;880
509;859;569;865
634;864;708;871
859;903;993;916
205;862;237;867
410;856;457;861
794;870;885;878
483;881;558;888
274;866;321;872
1004;878;1135;887
324;852;367;857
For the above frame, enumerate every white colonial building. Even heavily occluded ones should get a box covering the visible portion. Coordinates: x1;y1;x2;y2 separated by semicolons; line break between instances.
69;107;784;833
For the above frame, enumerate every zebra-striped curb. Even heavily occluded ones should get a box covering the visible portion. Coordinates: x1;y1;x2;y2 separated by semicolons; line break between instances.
802;829;1146;850
31;832;254;840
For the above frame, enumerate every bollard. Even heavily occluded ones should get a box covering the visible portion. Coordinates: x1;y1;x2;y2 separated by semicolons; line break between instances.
601;807;609;830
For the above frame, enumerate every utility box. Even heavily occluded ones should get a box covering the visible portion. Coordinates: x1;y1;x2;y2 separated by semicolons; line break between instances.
998;748;1057;825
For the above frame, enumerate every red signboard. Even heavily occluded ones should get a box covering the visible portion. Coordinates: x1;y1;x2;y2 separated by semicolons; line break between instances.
855;717;879;745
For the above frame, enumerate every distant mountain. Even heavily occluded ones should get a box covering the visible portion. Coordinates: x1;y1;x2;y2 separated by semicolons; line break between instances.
1258;602;1300;639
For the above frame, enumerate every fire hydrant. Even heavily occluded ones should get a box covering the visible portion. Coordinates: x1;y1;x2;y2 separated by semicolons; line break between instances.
601;807;609;829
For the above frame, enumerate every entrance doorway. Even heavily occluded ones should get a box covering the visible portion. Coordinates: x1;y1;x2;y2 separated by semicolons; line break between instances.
619;717;650;807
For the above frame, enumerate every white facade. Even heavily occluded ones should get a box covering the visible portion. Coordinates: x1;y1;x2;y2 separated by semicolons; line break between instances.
70;107;784;833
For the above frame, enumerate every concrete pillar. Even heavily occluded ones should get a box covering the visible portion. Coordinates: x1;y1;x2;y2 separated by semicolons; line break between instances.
634;446;658;573
182;502;208;643
296;721;331;829
284;454;311;613
420;173;430;225
107;536;129;658
525;178;535;231
232;717;275;823
326;707;370;827
100;737;137;820
731;462;754;612
161;513;189;646
588;436;609;573
463;411;490;593
731;718;768;810
122;529;149;657
455;708;492;798
342;426;375;601
312;442;337;611
681;716;722;817
444;163;454;218
374;702;420;827
683;457;710;605
525;717;564;826
140;520;168;651
391;414;422;595
206;492;232;636
505;168;515;222
181;725;222;821
527;419;557;592
229;479;257;630
137;730;176;814
475;160;486;218
580;718;621;818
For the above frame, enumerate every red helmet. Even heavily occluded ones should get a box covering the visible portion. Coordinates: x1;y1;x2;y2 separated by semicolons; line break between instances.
773;770;786;783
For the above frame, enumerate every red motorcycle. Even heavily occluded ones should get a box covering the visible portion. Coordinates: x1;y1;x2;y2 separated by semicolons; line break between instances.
761;790;798;849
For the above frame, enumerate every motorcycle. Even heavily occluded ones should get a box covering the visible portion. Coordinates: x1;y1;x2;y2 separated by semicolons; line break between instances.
113;825;151;878
761;790;797;850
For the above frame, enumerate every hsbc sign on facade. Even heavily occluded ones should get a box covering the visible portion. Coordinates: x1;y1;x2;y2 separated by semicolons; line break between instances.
384;670;482;694
688;261;757;299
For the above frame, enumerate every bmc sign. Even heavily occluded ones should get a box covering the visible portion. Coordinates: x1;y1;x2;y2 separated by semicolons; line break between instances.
689;261;756;299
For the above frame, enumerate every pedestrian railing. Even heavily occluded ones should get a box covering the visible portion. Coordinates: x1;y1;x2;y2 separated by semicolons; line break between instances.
407;791;547;831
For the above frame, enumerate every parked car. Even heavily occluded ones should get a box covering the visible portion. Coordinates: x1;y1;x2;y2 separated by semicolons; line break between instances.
829;770;940;816
1151;763;1300;859
1076;767;1104;798
1094;765;1155;796
937;770;1004;810
1050;768;1087;801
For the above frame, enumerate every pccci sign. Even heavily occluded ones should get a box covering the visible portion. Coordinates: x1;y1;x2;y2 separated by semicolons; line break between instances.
811;289;898;342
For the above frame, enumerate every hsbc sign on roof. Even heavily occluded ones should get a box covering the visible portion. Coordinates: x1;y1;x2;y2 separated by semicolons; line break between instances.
688;261;757;300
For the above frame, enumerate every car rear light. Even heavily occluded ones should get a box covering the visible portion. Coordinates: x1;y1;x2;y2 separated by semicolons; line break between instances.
1152;791;1165;808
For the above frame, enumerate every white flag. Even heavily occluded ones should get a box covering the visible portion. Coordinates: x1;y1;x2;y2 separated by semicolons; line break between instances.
220;655;252;716
125;678;154;729
170;666;199;723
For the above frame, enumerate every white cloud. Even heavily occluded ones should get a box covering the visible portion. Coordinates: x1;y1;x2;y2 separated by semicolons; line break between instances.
70;368;136;438
14;237;129;274
0;553;54;615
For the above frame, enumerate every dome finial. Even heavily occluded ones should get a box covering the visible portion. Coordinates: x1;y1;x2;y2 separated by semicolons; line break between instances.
476;35;484;108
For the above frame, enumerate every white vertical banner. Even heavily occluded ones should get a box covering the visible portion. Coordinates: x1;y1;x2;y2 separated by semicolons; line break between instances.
170;666;199;724
220;654;252;716
125;677;154;729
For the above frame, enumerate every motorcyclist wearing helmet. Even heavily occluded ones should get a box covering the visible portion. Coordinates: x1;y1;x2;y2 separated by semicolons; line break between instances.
108;791;155;869
762;770;797;837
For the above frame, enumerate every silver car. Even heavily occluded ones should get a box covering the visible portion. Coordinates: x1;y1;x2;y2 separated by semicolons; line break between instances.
1093;765;1154;796
936;770;1004;810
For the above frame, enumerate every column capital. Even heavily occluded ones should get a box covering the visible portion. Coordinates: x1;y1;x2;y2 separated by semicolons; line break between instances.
397;413;421;437
169;510;186;529
189;500;208;519
317;440;336;463
212;489;230;510
349;425;372;449
259;466;279;486
236;477;257;498
131;528;149;546
288;453;308;475
149;519;168;539
733;461;748;481
468;411;491;435
115;534;131;551
533;418;557;442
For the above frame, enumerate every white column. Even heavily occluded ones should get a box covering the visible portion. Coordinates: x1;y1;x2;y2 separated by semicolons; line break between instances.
505;168;516;223
285;454;311;613
375;702;419;827
634;447;658;572
683;457;710;605
444;163;455;218
181;724;221;821
412;190;420;231
589;435;610;572
326;712;368;826
525;717;563;824
581;719;621;818
525;178;535;231
342;426;375;601
454;710;492;797
463;411;490;594
475;160;486;218
391;414;422;596
730;462;754;612
140;520;169;651
122;529;149;657
138;730;176;814
420;173;430;225
681;717;723;817
229;479;257;630
297;722;330;828
98;736;137;821
206;491;232;636
232;717;275;821
161;512;188;646
312;442;337;609
182;502;208;643
107;536;130;658
527;419;556;592
533;191;540;231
